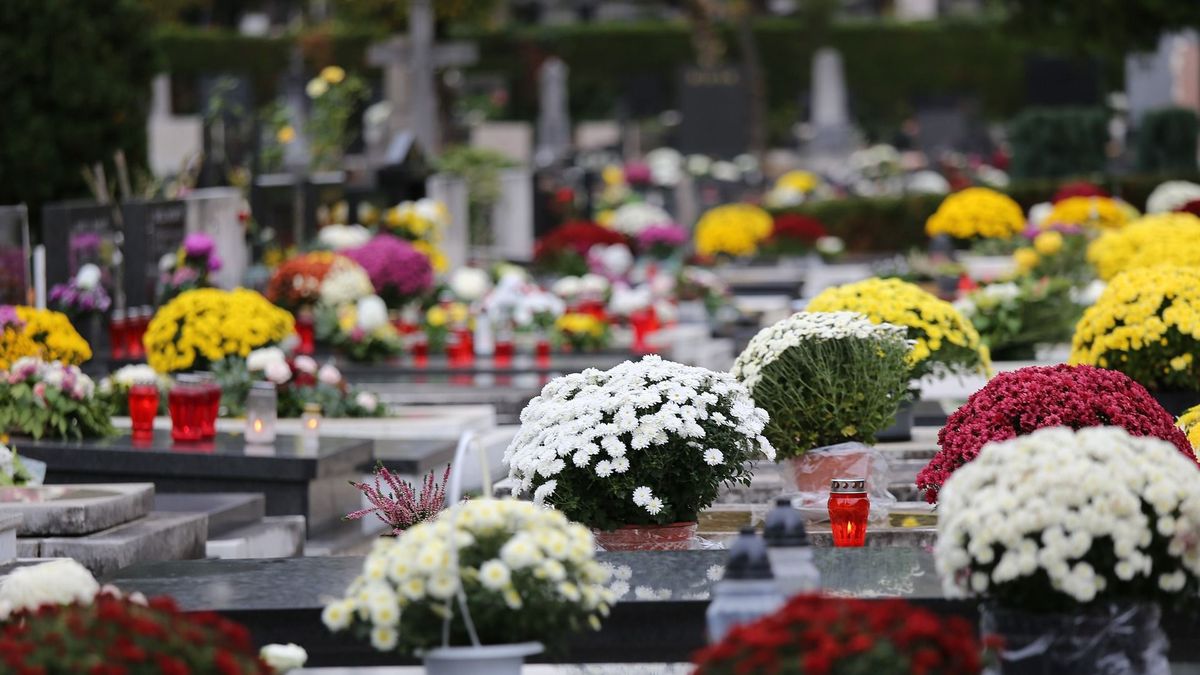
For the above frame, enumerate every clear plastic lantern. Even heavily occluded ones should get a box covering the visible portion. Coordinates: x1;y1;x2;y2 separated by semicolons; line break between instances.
244;381;278;444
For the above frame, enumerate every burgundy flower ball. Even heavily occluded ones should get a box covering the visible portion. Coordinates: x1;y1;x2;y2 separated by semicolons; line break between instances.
345;234;434;302
918;364;1194;503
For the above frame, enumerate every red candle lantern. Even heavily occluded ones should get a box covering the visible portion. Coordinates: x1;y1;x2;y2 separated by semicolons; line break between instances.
828;478;869;547
109;309;128;360
168;375;204;443
193;371;220;440
128;383;159;440
295;311;316;356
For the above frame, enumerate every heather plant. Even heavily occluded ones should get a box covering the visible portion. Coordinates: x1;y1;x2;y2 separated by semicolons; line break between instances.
347;464;450;534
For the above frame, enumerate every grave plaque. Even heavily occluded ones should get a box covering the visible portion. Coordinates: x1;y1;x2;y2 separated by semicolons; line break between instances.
0;205;32;305
41;201;119;293
250;173;300;249
121;200;187;307
678;67;751;159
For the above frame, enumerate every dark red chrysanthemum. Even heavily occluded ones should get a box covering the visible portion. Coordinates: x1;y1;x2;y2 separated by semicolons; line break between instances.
918;364;1195;503
534;221;627;261
1052;181;1109;203
768;213;827;244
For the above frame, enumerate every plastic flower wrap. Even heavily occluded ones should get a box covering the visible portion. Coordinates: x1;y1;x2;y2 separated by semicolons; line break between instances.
0;441;36;487
919;365;1193;503
936;426;1200;610
1086;213;1200;280
144;288;295;374
762;213;828;256
807;277;989;379
1070;266;1200;392
504;355;773;530
732;312;912;456
1146;180;1200;214
323;499;615;653
924;187;1024;239
0;306;91;370
345;234;435;308
266;251;342;312
1043;196;1130;229
693;595;981;675
534;221;627;277
694;204;772;257
318;255;375;307
0;357;113;440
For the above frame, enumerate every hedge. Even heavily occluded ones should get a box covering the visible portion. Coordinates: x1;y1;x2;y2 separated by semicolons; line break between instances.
1008;107;1108;180
1136;107;1199;174
778;172;1200;252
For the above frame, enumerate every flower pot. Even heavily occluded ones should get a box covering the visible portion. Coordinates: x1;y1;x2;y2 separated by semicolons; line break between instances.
593;521;697;551
422;642;543;675
980;603;1168;675
875;401;914;442
778;442;893;523
1149;389;1200;417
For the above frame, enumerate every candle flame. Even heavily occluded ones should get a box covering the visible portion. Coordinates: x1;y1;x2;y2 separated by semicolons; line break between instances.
306;419;318;430
253;419;263;433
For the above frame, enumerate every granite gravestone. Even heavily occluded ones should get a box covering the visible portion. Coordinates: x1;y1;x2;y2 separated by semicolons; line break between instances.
0;205;32;305
121;200;187;307
805;47;855;157
678;67;751;159
535;57;571;169
41;201;120;294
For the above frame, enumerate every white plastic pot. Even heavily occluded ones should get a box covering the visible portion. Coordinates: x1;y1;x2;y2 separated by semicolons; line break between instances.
422;642;544;675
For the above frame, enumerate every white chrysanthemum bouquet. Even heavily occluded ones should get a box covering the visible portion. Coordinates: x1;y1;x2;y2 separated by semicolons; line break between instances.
732;311;912;457
936;426;1200;611
323;499;615;653
504;355;774;531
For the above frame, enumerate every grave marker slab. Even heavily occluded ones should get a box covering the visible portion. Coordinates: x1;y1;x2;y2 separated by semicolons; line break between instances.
678;67;751;159
121;200;187;307
40;201;120;294
0;205;31;305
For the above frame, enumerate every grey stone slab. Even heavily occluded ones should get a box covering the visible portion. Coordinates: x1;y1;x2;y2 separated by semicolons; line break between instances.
154;493;265;538
22;511;207;576
207;515;306;559
0;483;154;536
0;513;19;564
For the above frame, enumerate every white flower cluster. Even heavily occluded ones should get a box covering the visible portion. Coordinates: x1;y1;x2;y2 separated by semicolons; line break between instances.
323;499;614;652
1146;180;1200;214
610;202;672;235
505;355;773;516
936;426;1200;604
0;559;100;619
551;273;609;299
7;357;96;401
317;224;373;251
246;347;344;387
259;643;307;672
732;312;910;391
319;256;374;306
482;273;565;327
954;282;1021;318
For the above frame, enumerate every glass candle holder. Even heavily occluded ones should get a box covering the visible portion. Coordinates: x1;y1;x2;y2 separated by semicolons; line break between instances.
300;402;322;438
828;478;869;547
125;307;145;359
244;381;278;445
109;309;127;360
168;375;203;442
193;371;220;440
128;383;159;440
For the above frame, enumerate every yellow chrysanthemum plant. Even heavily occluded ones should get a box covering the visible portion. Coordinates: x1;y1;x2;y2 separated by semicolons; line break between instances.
1086;213;1200;281
144;289;295;374
925;187;1025;240
807;277;990;380
0;307;92;370
1043;196;1131;230
1178;405;1200;452
1071;266;1200;395
382;198;450;273
693;204;773;258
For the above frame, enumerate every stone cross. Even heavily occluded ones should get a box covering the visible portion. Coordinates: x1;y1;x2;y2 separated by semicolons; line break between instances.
534;57;571;168
367;0;478;157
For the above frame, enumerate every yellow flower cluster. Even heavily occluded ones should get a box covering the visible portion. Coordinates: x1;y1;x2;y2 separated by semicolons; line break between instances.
1045;196;1130;229
807;277;990;377
556;313;606;337
694;204;773;257
383;199;450;273
925;187;1025;239
1070;267;1200;388
775;170;820;194
426;302;469;328
145;289;295;373
0;307;91;370
1179;404;1200;450
1087;213;1200;280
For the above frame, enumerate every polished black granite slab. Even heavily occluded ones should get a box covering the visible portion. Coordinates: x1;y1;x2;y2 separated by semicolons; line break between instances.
336;353;632;380
374;438;456;476
106;549;1200;666
16;432;372;534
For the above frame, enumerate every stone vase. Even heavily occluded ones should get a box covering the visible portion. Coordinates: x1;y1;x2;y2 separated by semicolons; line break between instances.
980;603;1168;674
422;642;544;675
593;521;698;551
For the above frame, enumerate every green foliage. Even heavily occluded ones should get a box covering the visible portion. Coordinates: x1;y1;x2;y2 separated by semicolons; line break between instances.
1000;0;1200;57
749;332;911;457
1009;107;1108;180
0;381;115;441
959;277;1082;361
1137;107;1200;174
330;0;502;34
306;70;370;171
0;0;159;221
434;146;517;245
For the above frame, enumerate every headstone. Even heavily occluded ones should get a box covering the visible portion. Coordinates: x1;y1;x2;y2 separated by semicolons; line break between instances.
490;168;535;262
121;200;188;307
183;187;247;289
575;121;621;151
470;123;533;166
366;1;478;158
40;201;120;294
678;66;751;158
1126;31;1200;124
198;75;256;187
805;48;855;156
535;57;572;168
376;132;432;203
147;75;203;178
427;173;470;271
0;205;32;305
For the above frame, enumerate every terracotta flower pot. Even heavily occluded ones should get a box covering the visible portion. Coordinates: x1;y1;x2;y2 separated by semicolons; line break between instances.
593;521;697;551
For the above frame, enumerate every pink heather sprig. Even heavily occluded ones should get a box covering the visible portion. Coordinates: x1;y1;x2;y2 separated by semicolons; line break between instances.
346;463;450;534
918;364;1195;503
